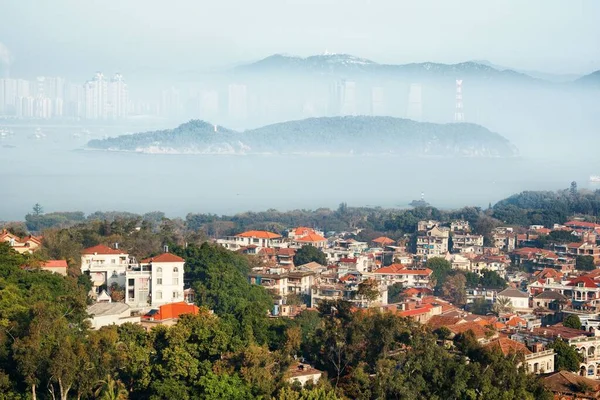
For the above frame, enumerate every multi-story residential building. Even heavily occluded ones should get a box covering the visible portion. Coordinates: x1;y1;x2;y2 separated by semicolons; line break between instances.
416;226;449;258
496;288;530;312
492;227;516;252
125;252;185;309
513;326;600;379
0;230;42;254
418;220;440;232
511;247;574;272
292;232;327;249
564;220;600;232
484;338;555;375
371;264;432;288
452;233;484;252
81;244;131;290
217;230;286;251
450;220;471;232
552;242;600;263
84;72;108;119
288;227;325;241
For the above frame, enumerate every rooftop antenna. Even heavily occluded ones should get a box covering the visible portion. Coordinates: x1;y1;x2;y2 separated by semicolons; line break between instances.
454;79;465;122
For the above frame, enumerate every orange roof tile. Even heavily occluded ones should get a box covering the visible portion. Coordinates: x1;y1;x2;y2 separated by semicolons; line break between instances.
372;236;395;245
296;232;327;243
141;253;184;263
236;230;282;239
484;338;531;356
82;244;125;255
41;260;68;268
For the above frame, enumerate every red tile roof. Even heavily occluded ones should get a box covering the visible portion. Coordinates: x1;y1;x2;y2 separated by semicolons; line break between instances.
339;257;357;263
277;248;296;256
565;220;600;228
374;264;432;276
296;232;327;243
41;260;68;268
484;338;531;355
568;276;598;288
141;253;184;263
236;230;282;239
398;304;433;317
293;227;316;236
372;236;395;245
82;244;125;255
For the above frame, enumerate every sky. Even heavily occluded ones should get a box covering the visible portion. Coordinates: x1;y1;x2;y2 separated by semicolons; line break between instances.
1;0;599;79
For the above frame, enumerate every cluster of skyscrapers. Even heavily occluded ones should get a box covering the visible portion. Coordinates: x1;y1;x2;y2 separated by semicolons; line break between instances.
0;76;431;124
0;72;128;120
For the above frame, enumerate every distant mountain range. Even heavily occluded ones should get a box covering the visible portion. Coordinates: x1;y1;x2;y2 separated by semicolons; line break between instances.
87;117;518;158
577;70;600;86
232;53;600;87
235;53;538;82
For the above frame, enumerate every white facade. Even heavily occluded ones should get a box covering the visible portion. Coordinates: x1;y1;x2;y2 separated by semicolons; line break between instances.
81;245;130;290
125;253;185;309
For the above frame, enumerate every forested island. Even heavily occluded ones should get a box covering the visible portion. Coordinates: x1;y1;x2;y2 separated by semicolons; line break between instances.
87;117;518;158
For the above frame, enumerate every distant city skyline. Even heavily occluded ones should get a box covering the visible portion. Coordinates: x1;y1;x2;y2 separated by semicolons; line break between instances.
1;0;599;79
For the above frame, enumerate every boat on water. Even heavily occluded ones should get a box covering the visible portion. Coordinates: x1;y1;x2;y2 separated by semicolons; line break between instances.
30;128;46;140
590;175;600;183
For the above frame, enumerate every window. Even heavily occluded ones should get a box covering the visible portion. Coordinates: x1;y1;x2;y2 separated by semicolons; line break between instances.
173;291;179;299
157;278;163;285
173;267;179;285
156;291;162;300
111;259;116;264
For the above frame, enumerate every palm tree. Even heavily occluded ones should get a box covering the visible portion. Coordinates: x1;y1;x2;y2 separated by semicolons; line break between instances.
94;375;128;400
492;296;514;316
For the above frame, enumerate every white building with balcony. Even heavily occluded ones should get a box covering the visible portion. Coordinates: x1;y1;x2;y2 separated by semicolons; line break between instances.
81;244;131;290
125;252;185;309
217;230;286;251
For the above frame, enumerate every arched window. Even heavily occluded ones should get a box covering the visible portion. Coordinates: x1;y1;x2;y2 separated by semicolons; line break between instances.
589;365;595;376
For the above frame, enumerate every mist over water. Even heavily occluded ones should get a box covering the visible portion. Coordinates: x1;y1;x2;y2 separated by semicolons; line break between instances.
0;123;595;221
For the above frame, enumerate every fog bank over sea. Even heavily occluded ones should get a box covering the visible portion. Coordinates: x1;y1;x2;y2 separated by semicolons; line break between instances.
0;123;596;221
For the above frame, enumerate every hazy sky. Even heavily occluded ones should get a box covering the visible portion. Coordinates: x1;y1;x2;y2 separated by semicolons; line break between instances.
1;0;599;79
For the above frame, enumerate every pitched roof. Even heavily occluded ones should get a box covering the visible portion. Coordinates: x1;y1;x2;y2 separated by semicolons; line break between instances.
397;304;433;318
534;291;568;301
372;236;395;245
41;260;68;268
374;264;432;275
542;370;600;396
427;315;463;330
258;248;276;256
141;253;184;263
236;230;282;239
497;288;529;298
568;276;598;289
82;244;125;255
484;338;531;356
565;220;600;228
447;321;488;339
296;232;327;243
277;248;296;256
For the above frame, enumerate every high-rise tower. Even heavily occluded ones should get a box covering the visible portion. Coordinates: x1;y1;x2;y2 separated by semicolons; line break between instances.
454;79;464;122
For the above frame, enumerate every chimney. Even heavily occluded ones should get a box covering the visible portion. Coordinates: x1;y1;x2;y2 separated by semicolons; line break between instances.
164;245;169;253
114;242;119;250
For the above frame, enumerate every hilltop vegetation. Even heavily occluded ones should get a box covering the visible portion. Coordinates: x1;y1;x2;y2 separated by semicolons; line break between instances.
88;117;518;157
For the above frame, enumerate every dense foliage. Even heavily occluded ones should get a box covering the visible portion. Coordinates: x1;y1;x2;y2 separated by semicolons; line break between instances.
293;246;327;267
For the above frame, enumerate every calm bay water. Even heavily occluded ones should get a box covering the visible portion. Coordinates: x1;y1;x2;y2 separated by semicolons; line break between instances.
0;124;594;221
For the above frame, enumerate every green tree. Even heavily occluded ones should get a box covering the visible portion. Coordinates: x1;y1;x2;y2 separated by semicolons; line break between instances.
94;375;129;400
294;246;327;266
32;203;43;216
425;257;452;289
441;273;467;306
492;296;514;315
387;282;404;304
550;338;583;372
576;255;596;271
563;314;582;330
